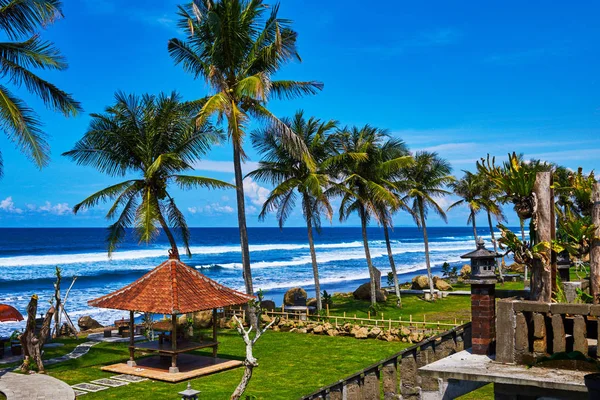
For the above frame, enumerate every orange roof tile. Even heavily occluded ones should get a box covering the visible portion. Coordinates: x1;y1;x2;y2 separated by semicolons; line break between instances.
88;257;254;314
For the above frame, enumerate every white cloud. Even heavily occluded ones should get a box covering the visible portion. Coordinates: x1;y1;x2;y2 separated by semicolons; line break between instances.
243;177;270;206
0;197;23;214
188;202;234;215
193;159;259;175
37;202;72;215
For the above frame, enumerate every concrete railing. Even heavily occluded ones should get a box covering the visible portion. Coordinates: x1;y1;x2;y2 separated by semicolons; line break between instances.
497;299;600;364
300;323;472;400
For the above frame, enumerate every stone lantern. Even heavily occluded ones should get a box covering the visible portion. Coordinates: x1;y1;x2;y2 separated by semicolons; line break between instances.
461;237;501;356
460;237;500;282
557;250;571;282
179;383;200;400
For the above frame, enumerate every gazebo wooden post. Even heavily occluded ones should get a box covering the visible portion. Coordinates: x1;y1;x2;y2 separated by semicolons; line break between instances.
170;313;179;373
127;310;136;367
212;308;218;358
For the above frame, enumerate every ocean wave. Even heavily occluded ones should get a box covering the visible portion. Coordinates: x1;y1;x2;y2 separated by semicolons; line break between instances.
0;241;368;267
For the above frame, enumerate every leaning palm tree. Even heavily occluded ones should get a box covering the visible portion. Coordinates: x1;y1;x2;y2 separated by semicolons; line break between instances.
0;0;81;177
168;0;323;295
248;111;337;312
448;171;485;244
63;92;232;258
334;126;412;307
401;152;454;299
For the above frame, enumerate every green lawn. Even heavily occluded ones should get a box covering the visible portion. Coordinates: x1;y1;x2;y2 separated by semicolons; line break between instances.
33;293;495;399
328;292;472;325
46;329;408;399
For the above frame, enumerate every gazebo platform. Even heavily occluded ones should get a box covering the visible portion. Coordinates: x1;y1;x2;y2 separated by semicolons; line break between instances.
101;354;243;383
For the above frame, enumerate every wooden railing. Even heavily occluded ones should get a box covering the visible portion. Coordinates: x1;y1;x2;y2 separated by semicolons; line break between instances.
496;299;600;364
299;322;472;400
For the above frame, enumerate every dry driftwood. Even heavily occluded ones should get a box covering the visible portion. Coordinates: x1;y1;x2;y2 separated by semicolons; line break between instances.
19;295;54;373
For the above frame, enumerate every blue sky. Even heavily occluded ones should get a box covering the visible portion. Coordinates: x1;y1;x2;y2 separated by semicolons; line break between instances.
0;0;598;228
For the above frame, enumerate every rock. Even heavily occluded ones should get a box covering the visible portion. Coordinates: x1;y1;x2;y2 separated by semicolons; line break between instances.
78;315;103;331
289;327;297;333
260;314;272;324
272;325;280;332
506;263;524;273
323;322;333;331
284;287;308;306
368;327;382;338
306;297;318;307
313;325;324;334
411;275;430;290
353;282;387;302
353;327;369;339
434;278;452;291
261;300;276;311
460;265;471;278
326;329;338;337
400;327;411;337
193;310;213;328
409;332;420;343
59;322;72;336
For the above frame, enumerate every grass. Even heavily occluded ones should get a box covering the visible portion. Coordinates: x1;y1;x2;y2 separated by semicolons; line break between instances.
45;329;408;399
27;293;496;399
328;293;472;325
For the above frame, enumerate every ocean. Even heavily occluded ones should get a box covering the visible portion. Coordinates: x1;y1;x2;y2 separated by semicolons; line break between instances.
0;226;512;335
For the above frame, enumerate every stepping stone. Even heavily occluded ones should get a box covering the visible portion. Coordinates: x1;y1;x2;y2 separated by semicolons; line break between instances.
73;389;88;396
72;383;109;392
91;378;129;387
111;374;148;383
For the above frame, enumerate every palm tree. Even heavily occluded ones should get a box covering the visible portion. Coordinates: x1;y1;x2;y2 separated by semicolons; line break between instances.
63;92;232;257
248;111;337;311
168;0;323;295
0;0;81;177
478;171;506;279
448;171;485;244
334;126;412;307
401;152;454;299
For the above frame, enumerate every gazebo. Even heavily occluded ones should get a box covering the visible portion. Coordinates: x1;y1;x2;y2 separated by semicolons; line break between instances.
88;253;254;376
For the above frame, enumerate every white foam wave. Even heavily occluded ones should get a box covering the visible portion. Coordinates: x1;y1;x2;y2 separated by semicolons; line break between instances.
0;241;366;267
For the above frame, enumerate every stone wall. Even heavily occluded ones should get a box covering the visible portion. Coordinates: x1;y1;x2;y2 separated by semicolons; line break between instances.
497;299;598;364
301;323;472;400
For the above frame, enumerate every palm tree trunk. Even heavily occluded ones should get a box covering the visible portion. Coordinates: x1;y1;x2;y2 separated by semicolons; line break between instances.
157;213;179;259
487;210;503;281
419;201;435;300
233;141;254;295
471;208;478;244
359;205;377;307
383;222;401;307
304;196;322;312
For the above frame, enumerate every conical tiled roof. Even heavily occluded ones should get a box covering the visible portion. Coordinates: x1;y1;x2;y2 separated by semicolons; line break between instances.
88;257;254;314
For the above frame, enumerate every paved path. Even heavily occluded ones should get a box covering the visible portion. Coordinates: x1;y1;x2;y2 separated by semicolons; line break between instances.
45;341;98;366
0;371;75;399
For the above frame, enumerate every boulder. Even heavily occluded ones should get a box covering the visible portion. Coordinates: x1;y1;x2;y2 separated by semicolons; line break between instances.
460;265;471;278
368;327;382;338
261;300;276;311
284;287;308;306
297;328;307;334
313;325;324;334
306;297;318;307
434;278;452;291
411;275;430;290
353;327;369;339
193;310;213;328
400;327;411;337
507;263;524;273
260;314;272;324
272;325;280;332
78;316;103;331
326;329;338;337
353;282;387;302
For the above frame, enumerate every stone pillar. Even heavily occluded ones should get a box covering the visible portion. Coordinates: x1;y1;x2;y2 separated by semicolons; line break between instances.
470;283;496;355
